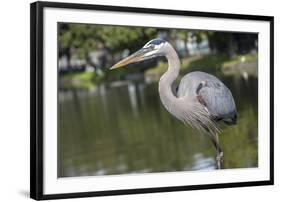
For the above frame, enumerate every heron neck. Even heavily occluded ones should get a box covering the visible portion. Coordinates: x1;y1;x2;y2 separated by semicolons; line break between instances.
158;44;181;117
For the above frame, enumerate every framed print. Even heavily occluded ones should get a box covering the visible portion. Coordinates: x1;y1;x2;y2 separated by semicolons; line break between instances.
30;1;274;200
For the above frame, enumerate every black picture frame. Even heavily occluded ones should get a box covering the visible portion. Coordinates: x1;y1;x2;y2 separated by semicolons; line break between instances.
30;1;274;200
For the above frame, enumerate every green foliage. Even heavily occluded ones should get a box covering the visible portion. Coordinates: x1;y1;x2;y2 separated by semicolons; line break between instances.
97;26;158;53
145;55;229;78
188;54;229;73
59;23;159;60
59;23;258;87
61;72;91;88
222;53;258;67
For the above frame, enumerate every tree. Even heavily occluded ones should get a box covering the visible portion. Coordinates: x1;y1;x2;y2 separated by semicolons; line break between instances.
58;23;159;70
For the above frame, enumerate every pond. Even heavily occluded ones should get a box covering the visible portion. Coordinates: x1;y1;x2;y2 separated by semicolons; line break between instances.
58;75;258;177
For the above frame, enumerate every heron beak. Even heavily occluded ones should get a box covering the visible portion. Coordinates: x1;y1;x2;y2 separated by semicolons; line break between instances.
110;48;148;70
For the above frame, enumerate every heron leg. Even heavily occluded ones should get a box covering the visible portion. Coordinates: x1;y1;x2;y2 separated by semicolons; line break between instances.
210;133;224;169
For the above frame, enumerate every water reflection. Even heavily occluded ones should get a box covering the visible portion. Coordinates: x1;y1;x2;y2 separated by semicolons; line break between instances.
58;75;258;177
128;82;139;117
191;153;216;170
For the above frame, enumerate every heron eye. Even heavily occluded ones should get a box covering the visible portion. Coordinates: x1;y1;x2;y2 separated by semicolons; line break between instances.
149;44;155;49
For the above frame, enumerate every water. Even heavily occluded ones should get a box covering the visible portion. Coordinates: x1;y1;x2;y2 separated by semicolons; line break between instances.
58;76;258;177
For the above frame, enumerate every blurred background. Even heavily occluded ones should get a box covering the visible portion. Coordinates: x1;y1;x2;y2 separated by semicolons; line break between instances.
58;23;258;177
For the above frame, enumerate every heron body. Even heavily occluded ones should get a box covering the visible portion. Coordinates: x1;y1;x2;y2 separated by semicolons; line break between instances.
177;71;237;125
111;38;237;169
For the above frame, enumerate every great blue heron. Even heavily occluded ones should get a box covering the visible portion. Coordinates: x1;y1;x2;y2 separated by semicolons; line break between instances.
110;39;237;169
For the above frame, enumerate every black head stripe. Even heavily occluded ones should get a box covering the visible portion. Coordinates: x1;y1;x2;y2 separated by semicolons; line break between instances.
148;39;166;46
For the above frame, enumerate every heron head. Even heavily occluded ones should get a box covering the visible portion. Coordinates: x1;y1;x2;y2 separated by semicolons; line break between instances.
110;39;167;70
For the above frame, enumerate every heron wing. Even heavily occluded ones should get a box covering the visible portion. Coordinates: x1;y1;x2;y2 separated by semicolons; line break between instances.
197;80;236;122
177;71;237;123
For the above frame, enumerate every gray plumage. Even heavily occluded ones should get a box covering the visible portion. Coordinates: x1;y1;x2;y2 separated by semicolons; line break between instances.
157;41;237;135
177;72;237;126
110;38;238;169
